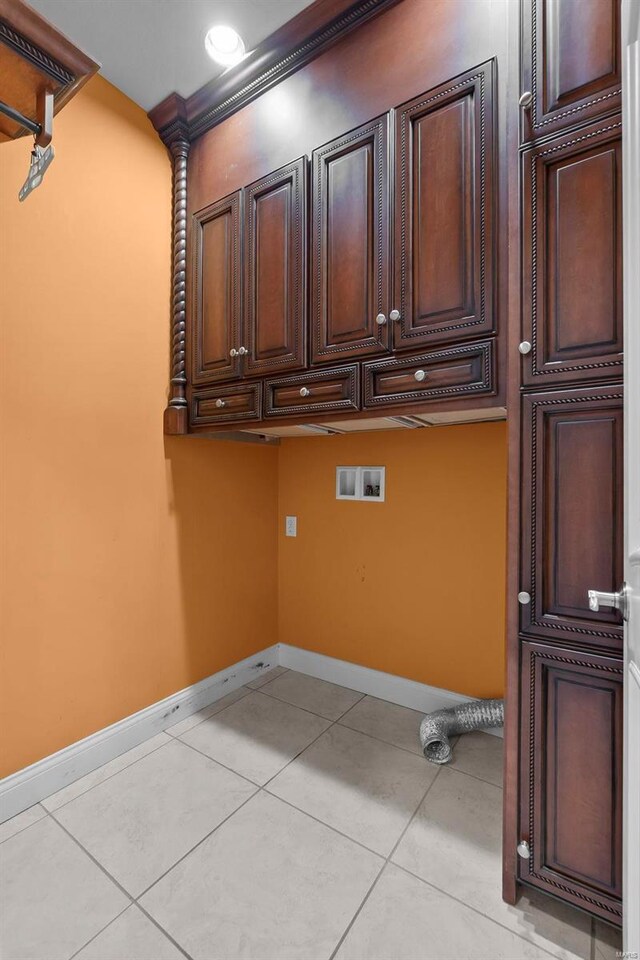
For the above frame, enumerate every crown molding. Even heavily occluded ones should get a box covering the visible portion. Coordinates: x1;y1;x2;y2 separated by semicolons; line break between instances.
148;0;400;145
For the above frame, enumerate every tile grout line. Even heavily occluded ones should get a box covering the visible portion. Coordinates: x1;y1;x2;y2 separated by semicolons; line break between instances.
260;787;384;860
11;677;512;960
40;735;174;817
328;766;444;960
389;861;561;960
252;684;367;722
40;684;257;820
46;809;137;901
0;806;48;846
134;900;195;960
133;787;260;901
67;902;132;960
172;736;262;789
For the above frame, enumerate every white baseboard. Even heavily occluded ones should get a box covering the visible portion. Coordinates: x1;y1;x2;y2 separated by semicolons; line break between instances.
0;645;279;824
0;641;503;825
277;643;504;739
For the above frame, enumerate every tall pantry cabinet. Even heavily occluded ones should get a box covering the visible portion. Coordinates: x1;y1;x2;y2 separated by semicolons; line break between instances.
505;0;624;926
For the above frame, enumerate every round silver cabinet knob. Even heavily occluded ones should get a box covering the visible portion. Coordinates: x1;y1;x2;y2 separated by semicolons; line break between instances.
519;341;532;355
375;313;387;326
519;91;533;108
517;840;531;859
238;346;248;356
230;348;238;357
518;591;531;605
300;387;311;398
389;309;401;322
414;369;427;383
215;399;225;409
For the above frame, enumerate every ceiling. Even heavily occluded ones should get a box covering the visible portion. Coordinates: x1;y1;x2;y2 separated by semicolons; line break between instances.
28;0;316;111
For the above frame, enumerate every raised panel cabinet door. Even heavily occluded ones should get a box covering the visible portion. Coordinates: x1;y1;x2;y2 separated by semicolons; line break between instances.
520;0;621;143
191;191;242;384
311;115;391;363
519;641;623;924
520;386;623;650
522;117;623;386
394;61;495;351
244;157;307;376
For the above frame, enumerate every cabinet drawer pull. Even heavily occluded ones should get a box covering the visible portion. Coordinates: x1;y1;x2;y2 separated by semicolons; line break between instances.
230;348;238;357
389;309;400;322
414;369;427;383
238;346;248;356
375;313;387;326
215;399;225;408
519;91;533;108
517;840;531;859
300;387;312;398
519;341;532;355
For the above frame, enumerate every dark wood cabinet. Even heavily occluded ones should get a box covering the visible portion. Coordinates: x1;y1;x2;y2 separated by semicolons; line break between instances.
363;340;494;410
521;117;623;387
244;158;307;377
191;383;261;426
394;62;495;351
520;0;621;144
264;365;359;418
191;191;242;384
520;386;623;650
311;115;391;364
519;641;623;923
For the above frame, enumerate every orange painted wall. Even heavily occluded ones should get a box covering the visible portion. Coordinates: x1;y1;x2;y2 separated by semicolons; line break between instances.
278;423;507;698
0;74;507;779
0;77;278;778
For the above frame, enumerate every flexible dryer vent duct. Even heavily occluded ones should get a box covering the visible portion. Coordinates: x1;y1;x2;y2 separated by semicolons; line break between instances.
419;699;504;764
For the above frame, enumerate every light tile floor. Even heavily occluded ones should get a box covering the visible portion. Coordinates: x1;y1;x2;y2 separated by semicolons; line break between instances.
0;668;623;960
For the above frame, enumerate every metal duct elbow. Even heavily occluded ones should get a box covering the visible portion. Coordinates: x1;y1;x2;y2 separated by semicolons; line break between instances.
419;698;504;764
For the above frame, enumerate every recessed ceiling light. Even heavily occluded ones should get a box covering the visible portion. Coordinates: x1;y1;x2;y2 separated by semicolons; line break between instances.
205;25;246;67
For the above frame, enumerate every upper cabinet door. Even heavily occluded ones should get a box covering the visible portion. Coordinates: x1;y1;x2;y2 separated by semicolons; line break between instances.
522;117;623;387
311;115;391;364
520;0;621;143
191;191;242;384
244;158;307;377
394;62;495;351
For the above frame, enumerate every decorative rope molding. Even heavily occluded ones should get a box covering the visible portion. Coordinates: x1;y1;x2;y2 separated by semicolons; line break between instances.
188;0;395;139
0;20;74;86
164;137;190;430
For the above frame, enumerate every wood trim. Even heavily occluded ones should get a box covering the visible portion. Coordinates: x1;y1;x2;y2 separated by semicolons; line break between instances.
0;0;98;140
148;0;401;144
163;136;190;435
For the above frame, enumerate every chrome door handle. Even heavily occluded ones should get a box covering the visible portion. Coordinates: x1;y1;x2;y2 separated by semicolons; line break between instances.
587;584;628;620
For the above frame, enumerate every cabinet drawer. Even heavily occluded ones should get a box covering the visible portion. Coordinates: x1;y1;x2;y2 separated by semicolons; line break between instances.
363;341;493;408
191;383;261;426
264;366;359;418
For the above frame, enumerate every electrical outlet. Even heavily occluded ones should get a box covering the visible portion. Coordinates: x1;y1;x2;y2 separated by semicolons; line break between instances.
285;516;297;537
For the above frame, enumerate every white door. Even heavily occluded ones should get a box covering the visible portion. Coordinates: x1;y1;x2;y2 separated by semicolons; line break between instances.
622;0;640;950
